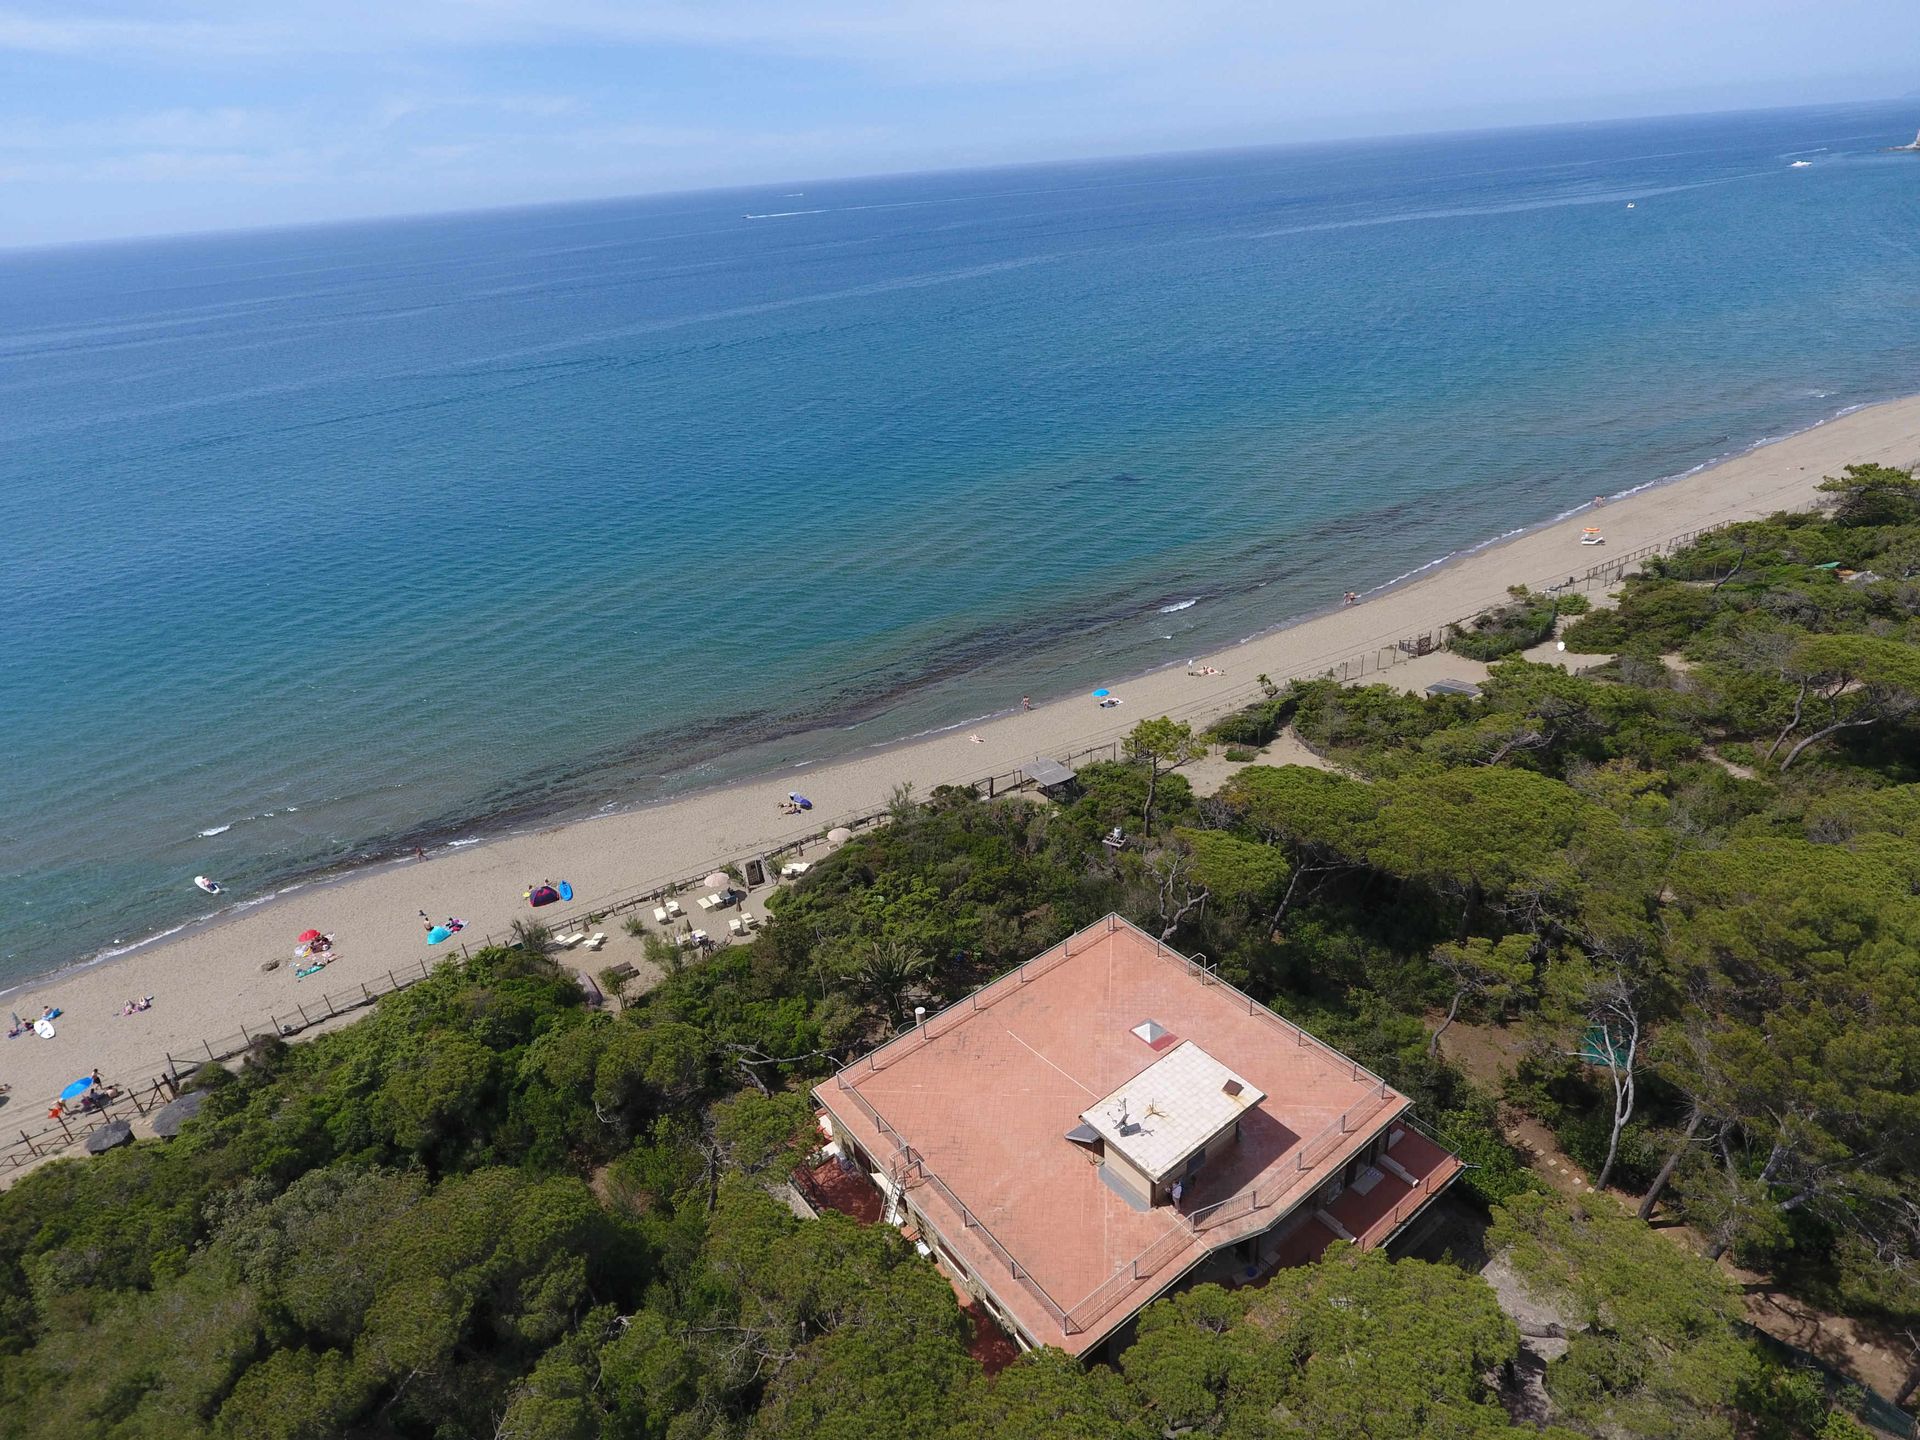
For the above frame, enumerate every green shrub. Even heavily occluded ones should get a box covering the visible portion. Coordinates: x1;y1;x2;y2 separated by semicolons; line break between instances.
1434;1108;1541;1207
1562;579;1719;652
1222;745;1256;763
1204;692;1299;747
1449;587;1577;661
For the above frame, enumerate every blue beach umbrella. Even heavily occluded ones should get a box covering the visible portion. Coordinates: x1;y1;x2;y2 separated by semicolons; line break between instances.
59;1076;94;1102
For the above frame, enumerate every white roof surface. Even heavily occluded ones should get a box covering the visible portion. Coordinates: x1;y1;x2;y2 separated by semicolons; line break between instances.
1080;1041;1266;1182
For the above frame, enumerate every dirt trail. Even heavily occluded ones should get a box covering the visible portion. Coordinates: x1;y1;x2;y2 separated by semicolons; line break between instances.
1437;1018;1915;1405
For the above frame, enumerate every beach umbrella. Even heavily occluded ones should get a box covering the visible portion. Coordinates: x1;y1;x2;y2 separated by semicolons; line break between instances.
150;1090;207;1139
85;1120;133;1155
704;871;731;894
1092;688;1110;698
58;1076;95;1102
296;928;322;944
789;794;813;810
827;827;853;844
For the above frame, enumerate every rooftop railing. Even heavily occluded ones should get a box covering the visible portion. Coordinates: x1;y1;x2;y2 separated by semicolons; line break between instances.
830;914;1416;1337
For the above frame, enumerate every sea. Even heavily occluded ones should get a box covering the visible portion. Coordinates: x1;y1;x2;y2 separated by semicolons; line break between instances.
3;101;1917;983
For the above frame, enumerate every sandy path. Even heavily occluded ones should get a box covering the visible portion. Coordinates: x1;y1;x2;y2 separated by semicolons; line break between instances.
6;395;1919;1114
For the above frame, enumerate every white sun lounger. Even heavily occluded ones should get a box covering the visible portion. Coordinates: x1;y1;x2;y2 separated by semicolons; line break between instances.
584;932;606;950
653;906;671;924
728;917;748;936
780;861;811;878
664;899;683;916
552;932;583;948
739;911;758;930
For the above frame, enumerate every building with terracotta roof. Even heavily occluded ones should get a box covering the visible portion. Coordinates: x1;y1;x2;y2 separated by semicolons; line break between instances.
813;914;1461;1358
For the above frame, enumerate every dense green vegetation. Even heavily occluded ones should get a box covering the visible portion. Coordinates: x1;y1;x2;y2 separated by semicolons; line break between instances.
1450;585;1592;661
1;466;1916;1437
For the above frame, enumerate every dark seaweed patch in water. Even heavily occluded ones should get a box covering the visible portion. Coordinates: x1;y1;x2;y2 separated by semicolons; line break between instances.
1053;471;1151;490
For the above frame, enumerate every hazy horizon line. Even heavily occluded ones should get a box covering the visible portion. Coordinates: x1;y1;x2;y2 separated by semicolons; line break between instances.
5;91;1910;258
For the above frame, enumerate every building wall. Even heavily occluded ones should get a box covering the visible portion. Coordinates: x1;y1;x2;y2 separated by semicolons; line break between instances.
1102;1147;1154;1205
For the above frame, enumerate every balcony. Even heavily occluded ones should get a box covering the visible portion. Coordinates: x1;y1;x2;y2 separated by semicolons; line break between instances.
793;1154;885;1225
1321;1124;1461;1250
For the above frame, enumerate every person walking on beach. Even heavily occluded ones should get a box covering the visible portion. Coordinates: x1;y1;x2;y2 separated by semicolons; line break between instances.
1021;696;1032;711
413;846;425;862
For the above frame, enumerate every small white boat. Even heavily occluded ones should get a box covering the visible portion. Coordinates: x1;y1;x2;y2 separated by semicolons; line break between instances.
194;875;222;894
1625;202;1635;209
1790;160;1812;168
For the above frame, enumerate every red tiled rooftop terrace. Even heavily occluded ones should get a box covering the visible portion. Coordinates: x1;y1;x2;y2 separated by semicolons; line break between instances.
793;1155;884;1225
817;915;1419;1355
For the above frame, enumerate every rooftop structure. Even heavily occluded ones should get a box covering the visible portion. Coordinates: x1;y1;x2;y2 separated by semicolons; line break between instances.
1080;1040;1264;1185
1021;756;1077;790
814;915;1459;1357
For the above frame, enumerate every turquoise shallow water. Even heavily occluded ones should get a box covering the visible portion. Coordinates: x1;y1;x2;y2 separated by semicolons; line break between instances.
2;102;1917;980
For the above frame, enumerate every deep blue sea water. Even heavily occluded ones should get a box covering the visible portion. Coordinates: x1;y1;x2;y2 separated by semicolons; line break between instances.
3;102;1918;980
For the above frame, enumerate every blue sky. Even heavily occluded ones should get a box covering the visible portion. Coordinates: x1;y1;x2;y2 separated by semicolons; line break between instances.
1;0;1911;246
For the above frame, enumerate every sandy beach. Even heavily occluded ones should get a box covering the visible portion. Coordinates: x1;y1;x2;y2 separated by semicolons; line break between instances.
7;395;1920;1119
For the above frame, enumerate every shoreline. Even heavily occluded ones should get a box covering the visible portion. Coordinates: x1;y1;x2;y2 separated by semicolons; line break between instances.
35;393;1889;991
6;392;1920;1112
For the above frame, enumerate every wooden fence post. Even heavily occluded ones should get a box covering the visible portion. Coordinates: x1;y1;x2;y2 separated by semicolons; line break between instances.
20;1131;37;1158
